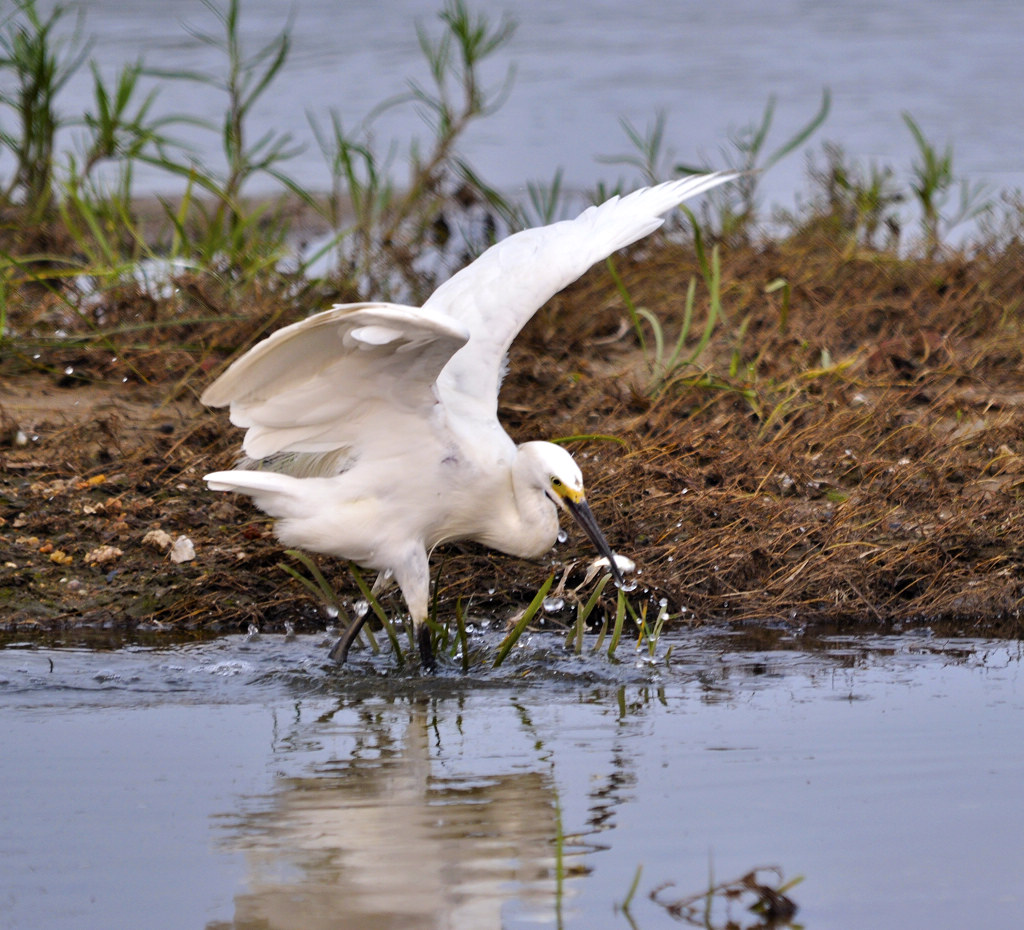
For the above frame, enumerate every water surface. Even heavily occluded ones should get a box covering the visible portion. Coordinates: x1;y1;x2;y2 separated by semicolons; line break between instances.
28;0;1024;204
2;630;1021;929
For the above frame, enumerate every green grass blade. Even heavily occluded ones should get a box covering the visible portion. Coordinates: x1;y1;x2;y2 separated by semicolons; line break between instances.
282;549;338;607
493;573;554;667
622;863;643;912
455;598;470;673
551;433;628;447
606;256;647;358
349;563;405;665
607;588;628;659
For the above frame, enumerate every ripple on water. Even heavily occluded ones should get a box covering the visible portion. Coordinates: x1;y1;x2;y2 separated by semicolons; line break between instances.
1;628;1017;706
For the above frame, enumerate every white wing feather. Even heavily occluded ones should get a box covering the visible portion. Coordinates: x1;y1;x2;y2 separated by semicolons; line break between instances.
202;174;734;463
201;302;468;460
427;172;736;417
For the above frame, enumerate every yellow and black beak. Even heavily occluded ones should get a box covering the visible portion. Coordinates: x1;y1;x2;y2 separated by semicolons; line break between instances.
564;495;625;586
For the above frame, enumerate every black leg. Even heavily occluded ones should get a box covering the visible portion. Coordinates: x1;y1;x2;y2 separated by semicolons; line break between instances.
327;611;370;664
417;622;435;672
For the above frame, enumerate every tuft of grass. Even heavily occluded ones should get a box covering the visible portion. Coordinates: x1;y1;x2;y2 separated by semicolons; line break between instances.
803;141;904;253
678;87;832;241
564;571;613;655
282;551;402;662
903;112;991;256
282;548;639;671
609;220;726;400
306;0;517;300
0;0;91;223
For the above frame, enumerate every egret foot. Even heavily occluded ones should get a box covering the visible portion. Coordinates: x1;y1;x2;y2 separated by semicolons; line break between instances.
327;611;370;664
328;613;436;672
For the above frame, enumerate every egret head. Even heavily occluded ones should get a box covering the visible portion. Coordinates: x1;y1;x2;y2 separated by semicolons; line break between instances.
523;442;625;586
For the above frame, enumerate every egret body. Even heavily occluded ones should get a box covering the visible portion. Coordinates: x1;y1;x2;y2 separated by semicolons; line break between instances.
203;173;735;667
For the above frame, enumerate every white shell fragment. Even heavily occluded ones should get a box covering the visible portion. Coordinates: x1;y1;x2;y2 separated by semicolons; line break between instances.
169;535;196;563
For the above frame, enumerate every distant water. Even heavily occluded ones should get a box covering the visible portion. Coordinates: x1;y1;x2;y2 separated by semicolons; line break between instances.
19;0;1024;209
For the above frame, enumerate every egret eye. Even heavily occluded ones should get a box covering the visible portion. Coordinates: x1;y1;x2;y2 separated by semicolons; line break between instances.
551;476;563;489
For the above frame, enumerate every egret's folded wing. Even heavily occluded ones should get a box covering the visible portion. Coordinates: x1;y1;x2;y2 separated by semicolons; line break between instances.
425;172;737;416
201;302;468;460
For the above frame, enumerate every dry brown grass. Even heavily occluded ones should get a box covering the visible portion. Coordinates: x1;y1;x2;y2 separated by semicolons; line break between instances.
2;232;1023;640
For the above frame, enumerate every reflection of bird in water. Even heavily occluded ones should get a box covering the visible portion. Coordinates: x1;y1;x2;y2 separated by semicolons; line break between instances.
203;173;736;668
218;703;565;930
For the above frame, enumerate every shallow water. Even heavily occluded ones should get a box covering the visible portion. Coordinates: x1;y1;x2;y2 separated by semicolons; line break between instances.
25;0;1024;205
2;630;1022;929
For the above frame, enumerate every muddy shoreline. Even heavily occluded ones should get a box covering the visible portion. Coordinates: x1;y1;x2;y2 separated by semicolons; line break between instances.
2;237;1023;642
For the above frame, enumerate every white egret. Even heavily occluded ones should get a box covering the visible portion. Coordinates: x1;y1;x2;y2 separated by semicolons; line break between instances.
203;172;736;668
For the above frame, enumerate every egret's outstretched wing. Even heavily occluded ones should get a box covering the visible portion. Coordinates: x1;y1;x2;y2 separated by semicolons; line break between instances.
201;302;468;460
426;172;736;417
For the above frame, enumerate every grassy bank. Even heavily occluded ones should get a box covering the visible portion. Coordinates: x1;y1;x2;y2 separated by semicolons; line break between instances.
3;226;1022;642
2;0;1022;646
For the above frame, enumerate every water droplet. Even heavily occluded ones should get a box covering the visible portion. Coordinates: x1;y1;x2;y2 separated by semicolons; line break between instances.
245;623;260;640
556;529;568;544
666;555;674;563
353;600;369;619
616;580;639;593
324;604;339;620
543;596;565;613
